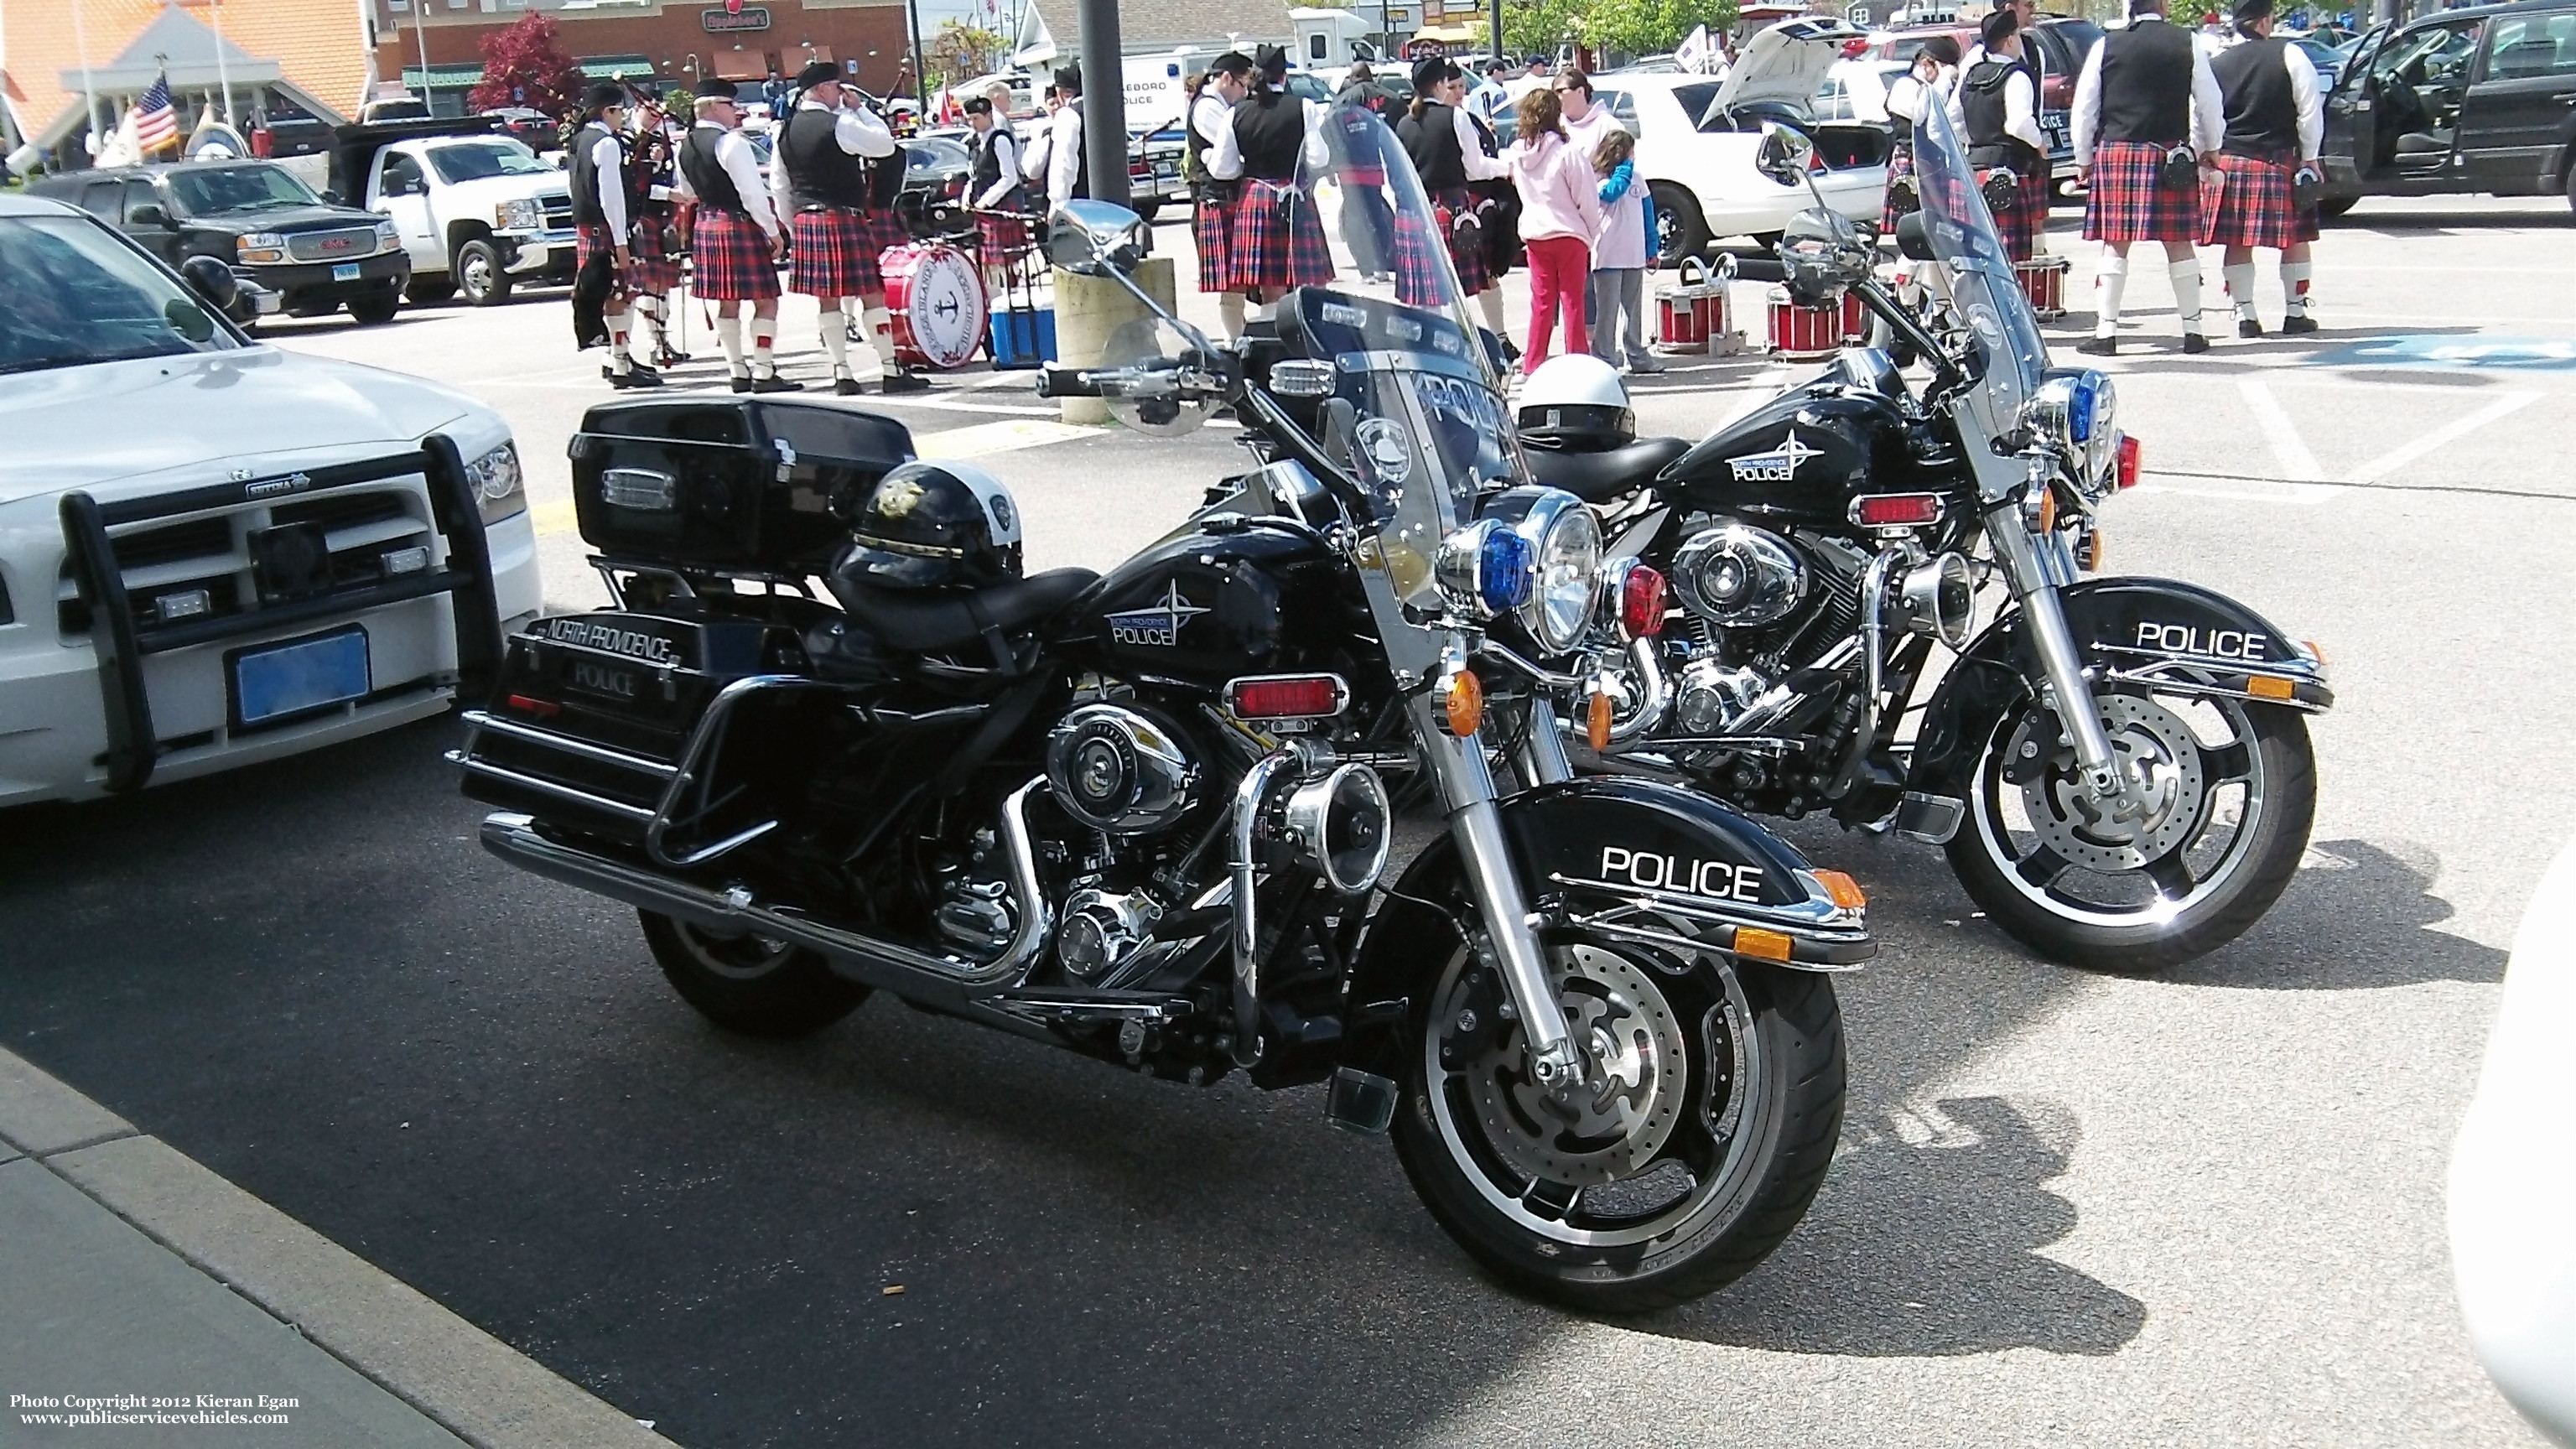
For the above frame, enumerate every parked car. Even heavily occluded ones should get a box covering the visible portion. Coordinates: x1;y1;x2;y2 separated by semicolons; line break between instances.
330;118;578;305
479;107;562;153
2291;34;2351;91
26;159;408;325
0;193;541;806
2319;0;2576;215
1594;18;1894;259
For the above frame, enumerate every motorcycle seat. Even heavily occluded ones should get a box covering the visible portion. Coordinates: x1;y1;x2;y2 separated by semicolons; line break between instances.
829;567;1101;653
1524;436;1690;505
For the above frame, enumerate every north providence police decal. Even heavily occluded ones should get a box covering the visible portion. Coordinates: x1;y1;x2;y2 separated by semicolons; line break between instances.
1105;582;1210;648
1727;432;1820;485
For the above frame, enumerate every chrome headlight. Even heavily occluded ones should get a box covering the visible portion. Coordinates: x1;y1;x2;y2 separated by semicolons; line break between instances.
235;231;286;264
465;440;525;524
1481;487;1602;654
2023;370;2118;496
375;219;402;252
494;197;543;231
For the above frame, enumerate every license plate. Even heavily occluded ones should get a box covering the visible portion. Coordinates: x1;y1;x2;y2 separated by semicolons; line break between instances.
231;626;371;726
333;262;361;282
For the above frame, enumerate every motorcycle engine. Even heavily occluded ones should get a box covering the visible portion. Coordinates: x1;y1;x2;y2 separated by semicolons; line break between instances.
1663;522;1871;735
1045;704;1199;835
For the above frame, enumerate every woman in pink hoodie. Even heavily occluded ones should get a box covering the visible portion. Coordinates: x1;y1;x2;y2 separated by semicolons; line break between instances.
1504;87;1603;376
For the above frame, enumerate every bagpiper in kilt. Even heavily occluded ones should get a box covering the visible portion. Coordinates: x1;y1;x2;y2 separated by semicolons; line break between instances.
1184;60;1255;318
963;96;1033;268
2071;4;2222;354
1879;39;1959;234
679;102;794;392
1192;186;1235;293
567;97;658;387
1394;78;1504;297
691;207;782;301
574;223;633;299
2203;0;2326;335
1961;37;2046;262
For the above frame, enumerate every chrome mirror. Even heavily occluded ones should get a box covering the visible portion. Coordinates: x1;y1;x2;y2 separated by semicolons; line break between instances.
1046;199;1150;275
1754;122;1816;188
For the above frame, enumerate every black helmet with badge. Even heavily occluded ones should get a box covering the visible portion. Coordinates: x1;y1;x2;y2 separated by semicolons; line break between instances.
843;461;1025;589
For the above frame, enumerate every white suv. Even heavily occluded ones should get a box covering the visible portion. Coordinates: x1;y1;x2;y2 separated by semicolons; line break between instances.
0;194;543;805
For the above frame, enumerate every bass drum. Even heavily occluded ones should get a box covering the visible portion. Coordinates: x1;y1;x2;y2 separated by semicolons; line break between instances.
882;241;988;371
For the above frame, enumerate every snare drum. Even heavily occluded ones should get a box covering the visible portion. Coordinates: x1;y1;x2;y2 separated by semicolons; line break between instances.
1656;255;1737;355
1768;286;1841;362
1839;288;1870;345
880;242;989;369
2014;256;2070;321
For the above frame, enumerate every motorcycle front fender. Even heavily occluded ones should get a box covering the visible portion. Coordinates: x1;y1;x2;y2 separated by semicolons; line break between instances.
1909;574;2334;792
1332;778;1873;1118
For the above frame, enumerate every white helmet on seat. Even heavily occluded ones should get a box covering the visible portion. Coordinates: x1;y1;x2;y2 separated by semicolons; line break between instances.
1515;353;1633;452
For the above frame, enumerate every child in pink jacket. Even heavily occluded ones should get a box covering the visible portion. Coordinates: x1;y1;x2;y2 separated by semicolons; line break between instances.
1505;88;1603;376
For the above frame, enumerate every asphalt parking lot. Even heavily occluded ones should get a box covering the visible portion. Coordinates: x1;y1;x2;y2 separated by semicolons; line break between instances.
3;195;2569;1447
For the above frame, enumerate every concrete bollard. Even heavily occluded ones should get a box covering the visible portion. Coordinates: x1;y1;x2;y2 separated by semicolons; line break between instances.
1052;257;1176;427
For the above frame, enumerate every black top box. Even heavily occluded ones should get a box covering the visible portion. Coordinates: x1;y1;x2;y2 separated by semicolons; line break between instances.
568;397;916;577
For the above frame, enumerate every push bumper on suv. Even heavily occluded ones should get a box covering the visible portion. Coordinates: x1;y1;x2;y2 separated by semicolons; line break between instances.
1;435;542;803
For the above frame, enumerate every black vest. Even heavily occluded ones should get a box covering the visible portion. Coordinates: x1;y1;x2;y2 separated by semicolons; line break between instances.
680;125;745;214
568;122;615;228
1231;91;1303;183
2213;36;2299;156
1962;58;2042;171
868;148;904;209
1185;94;1222;197
973;126;1023;207
2097;18;2197;148
782;107;868;210
1398;100;1467;190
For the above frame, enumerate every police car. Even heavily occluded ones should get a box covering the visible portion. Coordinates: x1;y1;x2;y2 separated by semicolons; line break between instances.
0;192;542;805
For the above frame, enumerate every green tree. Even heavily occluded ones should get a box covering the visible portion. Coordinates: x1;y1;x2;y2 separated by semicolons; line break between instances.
1503;0;1737;66
927;19;1010;83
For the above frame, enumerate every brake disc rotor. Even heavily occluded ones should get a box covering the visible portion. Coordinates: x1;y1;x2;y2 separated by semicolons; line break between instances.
2015;693;2208;873
1452;946;1689;1188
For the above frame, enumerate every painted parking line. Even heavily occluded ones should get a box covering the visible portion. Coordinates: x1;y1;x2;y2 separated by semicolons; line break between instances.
2345;390;2540;483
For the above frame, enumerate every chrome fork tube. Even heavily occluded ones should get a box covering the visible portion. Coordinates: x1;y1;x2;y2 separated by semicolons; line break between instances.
1410;693;1584;1092
1986;507;2123;799
1515;697;1576;787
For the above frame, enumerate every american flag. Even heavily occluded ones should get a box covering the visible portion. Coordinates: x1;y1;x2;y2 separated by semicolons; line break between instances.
134;72;179;153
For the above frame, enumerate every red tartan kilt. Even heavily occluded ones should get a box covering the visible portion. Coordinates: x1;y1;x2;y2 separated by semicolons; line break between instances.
863;206;911;256
574;223;632;295
2199;150;2316;248
2083;138;2198;244
1432;189;1492;295
790;208;881;299
976;210;1031;258
1976;167;2040;261
1192;195;1233;293
2020;164;2052;227
1390;204;1445;308
688;209;779;301
626;249;680;295
1223;179;1333;293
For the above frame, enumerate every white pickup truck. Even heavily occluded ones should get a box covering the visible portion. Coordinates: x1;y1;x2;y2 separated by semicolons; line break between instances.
330;118;579;307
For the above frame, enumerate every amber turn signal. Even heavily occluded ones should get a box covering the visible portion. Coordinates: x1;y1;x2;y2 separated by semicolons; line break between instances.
1439;665;1484;737
1587;688;1615;751
1733;927;1794;962
1812;870;1867;911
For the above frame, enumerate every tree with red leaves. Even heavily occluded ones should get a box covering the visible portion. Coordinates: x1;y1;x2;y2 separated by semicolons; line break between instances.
469;13;586;119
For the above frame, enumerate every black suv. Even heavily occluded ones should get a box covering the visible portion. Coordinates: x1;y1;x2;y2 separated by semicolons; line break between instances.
2321;0;2576;214
28;159;412;324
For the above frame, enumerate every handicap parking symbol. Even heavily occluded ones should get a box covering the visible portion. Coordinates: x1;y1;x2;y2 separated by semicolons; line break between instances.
2313;336;2576;370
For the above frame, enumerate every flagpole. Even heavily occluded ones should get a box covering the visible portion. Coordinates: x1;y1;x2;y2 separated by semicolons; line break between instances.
74;0;105;152
415;3;433;106
210;0;234;125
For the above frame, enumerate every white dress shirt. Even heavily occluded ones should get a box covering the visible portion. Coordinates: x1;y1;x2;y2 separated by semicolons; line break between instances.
1045;104;1084;207
1886;65;1956;123
1190;92;1233;148
1451;103;1509;181
1204;95;1329;182
683;122;782;241
2070;26;2225;167
768;96;896;210
974;125;1023;207
587;131;629;237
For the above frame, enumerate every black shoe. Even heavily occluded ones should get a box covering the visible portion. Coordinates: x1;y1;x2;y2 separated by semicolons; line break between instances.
626;362;660;386
750;374;804;393
834;375;864;397
878;371;931;395
2237;318;2264;339
2281;314;2319;335
2075;335;2116;356
2181;332;2210;354
609;368;663;390
730;373;754;393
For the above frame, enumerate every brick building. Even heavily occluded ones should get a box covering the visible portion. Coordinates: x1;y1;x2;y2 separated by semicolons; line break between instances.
367;0;915;115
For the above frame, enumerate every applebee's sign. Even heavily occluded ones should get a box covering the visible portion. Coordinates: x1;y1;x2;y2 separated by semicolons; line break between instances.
704;6;771;32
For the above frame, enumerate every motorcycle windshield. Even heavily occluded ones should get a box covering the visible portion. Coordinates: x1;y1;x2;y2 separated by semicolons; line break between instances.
1279;104;1528;620
1909;98;2049;437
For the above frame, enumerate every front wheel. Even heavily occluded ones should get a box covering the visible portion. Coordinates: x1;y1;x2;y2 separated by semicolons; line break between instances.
1390;928;1846;1313
1945;687;2316;971
454;238;512;305
640;911;870;1037
1651;182;1709;264
345;289;400;325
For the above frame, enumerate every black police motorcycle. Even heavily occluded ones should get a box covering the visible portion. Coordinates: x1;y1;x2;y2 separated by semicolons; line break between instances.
1522;106;2334;972
453;108;1873;1311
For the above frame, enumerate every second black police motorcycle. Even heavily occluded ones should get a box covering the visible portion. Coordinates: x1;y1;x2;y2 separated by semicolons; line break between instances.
453;108;1872;1311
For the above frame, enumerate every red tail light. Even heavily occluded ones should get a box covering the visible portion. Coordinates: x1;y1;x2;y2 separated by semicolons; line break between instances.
1618;564;1667;640
1851;493;1945;527
1226;673;1349;720
2116;434;2142;490
505;693;561;719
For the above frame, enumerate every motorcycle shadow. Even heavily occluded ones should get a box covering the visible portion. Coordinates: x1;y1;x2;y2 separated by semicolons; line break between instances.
2155;837;2506;991
1622;1094;2148;1358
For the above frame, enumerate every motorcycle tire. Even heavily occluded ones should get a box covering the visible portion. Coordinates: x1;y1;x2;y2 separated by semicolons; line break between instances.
1943;690;2317;973
1387;911;1845;1314
640;911;871;1038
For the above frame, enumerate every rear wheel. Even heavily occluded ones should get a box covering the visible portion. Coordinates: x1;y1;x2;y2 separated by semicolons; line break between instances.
640;911;870;1038
2316;195;2360;221
1389;922;1845;1313
404;276;455;304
